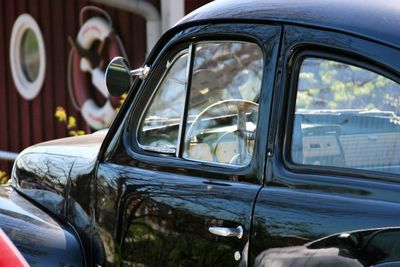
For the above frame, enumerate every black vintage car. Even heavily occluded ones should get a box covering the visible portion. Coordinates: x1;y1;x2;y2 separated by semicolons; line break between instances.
4;0;400;266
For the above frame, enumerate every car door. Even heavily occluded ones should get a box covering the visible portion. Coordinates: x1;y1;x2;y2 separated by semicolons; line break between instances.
251;25;400;266
94;23;281;266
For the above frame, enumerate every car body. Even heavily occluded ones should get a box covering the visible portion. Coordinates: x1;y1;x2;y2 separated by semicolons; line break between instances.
5;0;400;266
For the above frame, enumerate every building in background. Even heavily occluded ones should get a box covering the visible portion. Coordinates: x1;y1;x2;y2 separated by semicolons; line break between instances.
0;0;212;172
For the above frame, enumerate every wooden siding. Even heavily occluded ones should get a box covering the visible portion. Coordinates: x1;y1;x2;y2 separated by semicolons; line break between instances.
185;0;212;14
0;0;210;173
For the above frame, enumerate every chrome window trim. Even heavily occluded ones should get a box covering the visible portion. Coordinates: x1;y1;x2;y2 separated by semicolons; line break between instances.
176;44;194;157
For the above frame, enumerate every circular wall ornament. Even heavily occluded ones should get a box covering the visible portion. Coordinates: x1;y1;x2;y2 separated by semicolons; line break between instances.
10;14;46;100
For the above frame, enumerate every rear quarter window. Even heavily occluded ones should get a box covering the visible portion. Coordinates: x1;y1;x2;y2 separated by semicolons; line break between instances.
291;57;400;175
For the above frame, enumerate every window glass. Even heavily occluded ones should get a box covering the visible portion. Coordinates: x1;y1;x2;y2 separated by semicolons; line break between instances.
183;42;263;166
21;29;40;82
138;52;188;153
292;58;400;174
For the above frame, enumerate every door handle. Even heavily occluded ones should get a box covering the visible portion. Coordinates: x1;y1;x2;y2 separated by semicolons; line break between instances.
208;225;243;239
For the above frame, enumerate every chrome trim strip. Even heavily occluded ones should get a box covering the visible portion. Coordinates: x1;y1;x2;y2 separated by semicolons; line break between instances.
0;151;18;161
139;145;176;154
208;225;244;239
176;44;193;157
129;65;150;79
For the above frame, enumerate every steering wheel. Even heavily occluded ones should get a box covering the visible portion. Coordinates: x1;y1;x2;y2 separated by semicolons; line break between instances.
213;128;256;165
184;99;258;165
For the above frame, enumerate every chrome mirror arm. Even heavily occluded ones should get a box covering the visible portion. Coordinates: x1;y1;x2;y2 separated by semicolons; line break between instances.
129;65;150;80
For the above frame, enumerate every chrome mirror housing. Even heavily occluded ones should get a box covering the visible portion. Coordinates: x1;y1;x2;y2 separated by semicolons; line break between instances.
105;57;151;97
105;57;132;97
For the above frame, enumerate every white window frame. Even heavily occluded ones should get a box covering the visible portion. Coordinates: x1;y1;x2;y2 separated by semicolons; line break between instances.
10;14;46;100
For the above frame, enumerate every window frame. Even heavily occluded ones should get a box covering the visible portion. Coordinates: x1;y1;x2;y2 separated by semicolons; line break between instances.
98;23;283;185
10;14;46;100
123;30;273;180
283;49;400;182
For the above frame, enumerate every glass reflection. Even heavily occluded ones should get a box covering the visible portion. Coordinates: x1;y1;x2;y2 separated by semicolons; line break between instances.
255;227;400;267
21;29;40;82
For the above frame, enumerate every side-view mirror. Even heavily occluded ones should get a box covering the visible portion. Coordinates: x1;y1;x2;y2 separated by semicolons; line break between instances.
105;57;132;97
105;57;151;97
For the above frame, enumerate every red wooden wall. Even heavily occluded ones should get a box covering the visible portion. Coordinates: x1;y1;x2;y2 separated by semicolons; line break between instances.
185;0;213;14
0;0;211;173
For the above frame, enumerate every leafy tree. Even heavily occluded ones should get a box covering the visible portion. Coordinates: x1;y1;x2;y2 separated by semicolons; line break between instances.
297;58;400;121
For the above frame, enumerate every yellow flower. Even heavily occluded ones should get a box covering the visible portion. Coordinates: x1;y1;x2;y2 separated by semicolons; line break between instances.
68;130;85;136
67;116;77;129
55;106;67;122
55;106;85;137
0;170;9;185
119;93;127;105
115;93;128;113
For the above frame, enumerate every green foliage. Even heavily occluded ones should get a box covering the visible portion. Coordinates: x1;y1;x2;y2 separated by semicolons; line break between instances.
297;59;400;119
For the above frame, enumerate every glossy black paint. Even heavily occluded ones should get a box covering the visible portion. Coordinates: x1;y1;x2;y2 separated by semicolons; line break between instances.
251;25;400;265
67;154;101;266
96;163;258;266
254;226;400;266
13;152;73;218
178;0;400;50
252;185;400;266
93;23;281;266
0;186;84;266
6;1;400;266
12;133;105;266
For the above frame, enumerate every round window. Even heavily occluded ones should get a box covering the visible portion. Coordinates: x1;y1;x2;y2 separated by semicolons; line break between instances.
10;14;46;100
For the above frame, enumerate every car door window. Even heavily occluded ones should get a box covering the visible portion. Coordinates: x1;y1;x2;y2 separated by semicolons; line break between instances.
183;42;263;166
291;57;400;174
137;41;263;167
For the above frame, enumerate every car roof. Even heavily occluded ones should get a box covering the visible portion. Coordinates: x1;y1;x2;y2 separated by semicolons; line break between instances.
177;0;400;50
